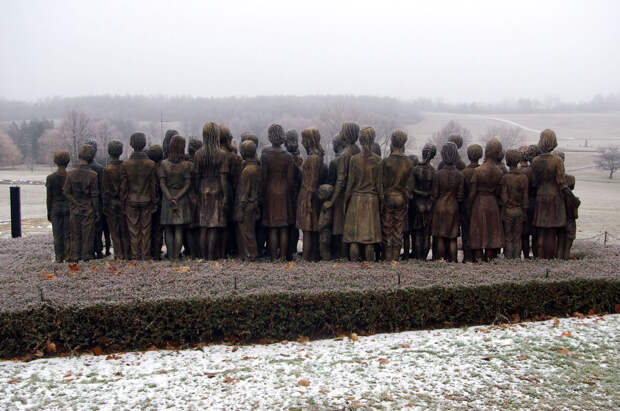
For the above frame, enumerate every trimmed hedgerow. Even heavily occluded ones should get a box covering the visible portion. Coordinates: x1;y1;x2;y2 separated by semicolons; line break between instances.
0;278;617;358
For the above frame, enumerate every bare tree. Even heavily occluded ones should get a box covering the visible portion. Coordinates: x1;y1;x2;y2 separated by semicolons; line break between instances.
596;146;620;179
480;125;526;149
0;129;23;167
94;120;120;163
39;129;69;164
60;110;93;163
430;120;473;156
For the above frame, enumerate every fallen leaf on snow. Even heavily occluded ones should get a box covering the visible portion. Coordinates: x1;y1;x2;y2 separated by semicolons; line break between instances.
284;261;294;270
349;333;358;342
297;379;310;387
516;355;528;360
378;358;389;365
552;317;560;328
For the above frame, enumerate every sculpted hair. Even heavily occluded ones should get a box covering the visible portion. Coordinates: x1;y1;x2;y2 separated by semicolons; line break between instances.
467;144;483;162
301;128;324;156
53;150;70;167
268;124;285;146
147;144;163;163
107;140;123;158
332;134;345;154
199;122;221;167
391;130;408;149
448;134;463;149
188;138;203;156
285;129;299;144
85;139;98;153
168;135;186;163
340;122;360;145
441;142;459;166
78;144;96;162
539;129;557;153
219;125;233;146
130;132;147;151
240;140;257;159
484;138;503;161
422;143;437;163
505;149;522;167
359;127;376;153
525;144;540;161
163;129;179;158
240;132;259;146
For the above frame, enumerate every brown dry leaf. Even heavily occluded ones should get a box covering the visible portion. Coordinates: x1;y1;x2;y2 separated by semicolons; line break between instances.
349;333;359;342
378;358;389;365
319;388;330;393
400;344;410;349
90;265;98;271
552;317;560;328
284;261;294;270
296;335;309;344
223;376;238;384
511;313;521;323
335;334;346;341
297;379;310;387
476;328;490;333
557;347;572;356
231;346;239;352
173;266;190;273
516;355;528;360
45;273;55;280
63;373;72;378
34;350;44;358
8;379;21;384
127;261;137;267
68;263;79;272
332;263;339;268
205;372;217;378
92;345;105;356
481;356;492;361
560;331;572;338
390;260;399;266
213;261;222;269
45;340;57;353
588;309;595;316
351;401;362;408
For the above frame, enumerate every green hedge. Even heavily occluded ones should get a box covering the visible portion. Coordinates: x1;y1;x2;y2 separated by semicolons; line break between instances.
1;279;618;358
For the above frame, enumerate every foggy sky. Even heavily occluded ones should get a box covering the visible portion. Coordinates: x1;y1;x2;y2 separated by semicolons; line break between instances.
1;0;618;102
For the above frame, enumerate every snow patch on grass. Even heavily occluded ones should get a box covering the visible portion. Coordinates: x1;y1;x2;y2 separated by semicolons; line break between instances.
1;315;618;409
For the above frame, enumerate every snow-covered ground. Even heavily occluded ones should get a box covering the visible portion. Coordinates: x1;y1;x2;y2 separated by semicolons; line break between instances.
1;315;618;410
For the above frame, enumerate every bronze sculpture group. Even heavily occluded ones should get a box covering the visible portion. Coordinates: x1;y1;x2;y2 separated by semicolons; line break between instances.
46;122;580;264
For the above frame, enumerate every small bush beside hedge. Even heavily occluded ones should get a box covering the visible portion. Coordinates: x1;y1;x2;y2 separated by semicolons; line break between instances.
1;279;618;358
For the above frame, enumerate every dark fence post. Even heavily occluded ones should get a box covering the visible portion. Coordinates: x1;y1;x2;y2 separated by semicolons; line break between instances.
10;186;21;238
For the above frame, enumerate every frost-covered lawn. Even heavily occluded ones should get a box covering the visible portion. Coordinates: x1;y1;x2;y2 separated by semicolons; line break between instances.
1;315;618;410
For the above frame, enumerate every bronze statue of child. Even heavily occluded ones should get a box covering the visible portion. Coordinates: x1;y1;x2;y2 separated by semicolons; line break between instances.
499;149;529;259
46;150;71;262
234;140;262;261
102;141;129;260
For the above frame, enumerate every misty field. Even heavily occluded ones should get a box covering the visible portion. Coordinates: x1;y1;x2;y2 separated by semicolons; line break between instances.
1;149;618;243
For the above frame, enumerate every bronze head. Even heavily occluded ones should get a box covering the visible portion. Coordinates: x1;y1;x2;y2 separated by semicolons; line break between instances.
130;132;147;151
79;144;96;162
525;144;540;162
359;127;376;153
484;138;503;161
332;134;344;155
85;139;98;154
391;130;408;149
240;140;257;160
163;129;179;158
188;138;203;157
422;143;437;164
467;144;483;162
240;132;259;146
168;135;186;163
538;129;557;153
448;134;464;149
340;122;360;145
219;125;233;147
147;144;163;163
505;149;522;168
285;129;299;154
268;124;285;146
107;140;123;158
301;128;323;156
441;142;459;166
53;150;70;167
